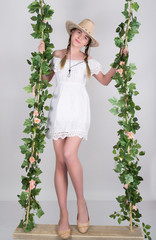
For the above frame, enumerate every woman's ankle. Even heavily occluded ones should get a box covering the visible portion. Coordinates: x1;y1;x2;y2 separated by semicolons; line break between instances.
60;210;69;219
77;197;85;204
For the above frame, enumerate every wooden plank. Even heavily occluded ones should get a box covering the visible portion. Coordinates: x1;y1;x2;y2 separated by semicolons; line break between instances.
13;224;144;240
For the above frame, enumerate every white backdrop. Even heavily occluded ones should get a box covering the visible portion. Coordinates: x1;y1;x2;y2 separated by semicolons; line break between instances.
0;0;156;203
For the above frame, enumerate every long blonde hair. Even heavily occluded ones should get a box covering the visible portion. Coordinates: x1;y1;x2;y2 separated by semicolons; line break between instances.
60;29;92;78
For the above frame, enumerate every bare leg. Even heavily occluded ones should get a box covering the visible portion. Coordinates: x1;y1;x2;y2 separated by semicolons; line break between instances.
53;138;70;231
64;136;89;223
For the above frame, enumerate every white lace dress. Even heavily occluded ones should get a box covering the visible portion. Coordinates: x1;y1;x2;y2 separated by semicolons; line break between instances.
46;56;102;141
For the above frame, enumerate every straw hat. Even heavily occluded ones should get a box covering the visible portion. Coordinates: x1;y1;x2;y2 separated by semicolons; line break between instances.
66;19;99;47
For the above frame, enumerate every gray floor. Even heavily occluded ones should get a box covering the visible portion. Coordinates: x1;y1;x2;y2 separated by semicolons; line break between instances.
0;200;155;240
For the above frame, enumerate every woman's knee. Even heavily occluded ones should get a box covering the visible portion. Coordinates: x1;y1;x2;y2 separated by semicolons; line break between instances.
63;136;82;165
56;156;66;168
63;148;77;166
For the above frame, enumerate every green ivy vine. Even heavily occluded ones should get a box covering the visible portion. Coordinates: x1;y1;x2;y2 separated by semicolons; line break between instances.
109;0;152;239
17;0;54;232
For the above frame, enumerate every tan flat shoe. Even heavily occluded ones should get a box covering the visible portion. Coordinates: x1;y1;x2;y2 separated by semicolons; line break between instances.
57;220;71;239
77;204;90;233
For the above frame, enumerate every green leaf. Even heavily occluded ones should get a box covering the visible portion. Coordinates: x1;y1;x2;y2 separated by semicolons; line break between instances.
128;27;139;42
47;94;53;99
21;160;28;169
125;174;133;184
114;37;124;48
23;126;32;134
20;144;28;154
35;168;42;176
18;219;24;228
36;208;44;218
24;85;32;93
116;27;120;33
24;118;32;127
113;149;116;154
134;91;139;96
145;225;151;230
26;97;35;106
32;55;42;67
132;2;139;12
44;106;49;111
117;99;125;108
22;138;32;144
130;17;141;29
41;61;50;73
128;83;136;91
31;16;37;21
118;218;122;224
32;201;40;210
27;1;40;14
19;191;27;201
136;144;141;149
27;59;32;65
32;188;41;196
24;220;35;232
122;10;129;18
108;97;118;106
129;63;137;71
121;3;129;18
135;105;141;110
114;163;122;173
110;107;119;115
31;32;42;39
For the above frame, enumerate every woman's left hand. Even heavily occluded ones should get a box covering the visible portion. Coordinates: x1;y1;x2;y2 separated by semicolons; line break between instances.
120;47;128;56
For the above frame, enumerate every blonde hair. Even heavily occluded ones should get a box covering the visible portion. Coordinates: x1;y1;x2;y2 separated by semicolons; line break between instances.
84;39;91;79
60;29;92;79
60;35;71;69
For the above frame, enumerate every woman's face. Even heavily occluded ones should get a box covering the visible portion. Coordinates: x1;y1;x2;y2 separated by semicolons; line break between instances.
71;28;90;48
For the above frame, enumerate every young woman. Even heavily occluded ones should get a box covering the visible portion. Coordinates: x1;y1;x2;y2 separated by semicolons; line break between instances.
39;19;128;239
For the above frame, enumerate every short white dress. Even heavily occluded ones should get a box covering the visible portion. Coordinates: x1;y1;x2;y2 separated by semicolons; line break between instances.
46;56;102;141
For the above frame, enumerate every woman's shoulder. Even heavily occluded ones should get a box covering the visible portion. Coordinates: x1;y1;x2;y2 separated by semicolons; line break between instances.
53;49;66;58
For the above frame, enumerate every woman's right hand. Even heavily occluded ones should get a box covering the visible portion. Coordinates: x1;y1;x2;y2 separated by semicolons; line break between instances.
38;40;45;53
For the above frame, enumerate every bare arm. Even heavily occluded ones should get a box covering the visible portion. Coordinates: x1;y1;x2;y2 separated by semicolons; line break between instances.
93;67;116;86
93;47;128;86
41;70;55;82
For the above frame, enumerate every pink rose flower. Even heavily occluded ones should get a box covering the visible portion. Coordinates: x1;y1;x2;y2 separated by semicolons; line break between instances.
33;109;38;116
29;156;35;164
133;205;138;211
117;68;123;74
128;132;134;139
124;131;134;139
43;20;46;23
34;118;40;124
32;85;35;97
120;61;125;65
26;189;29;193
127;132;134;139
126;199;129;204
136;189;139;194
124;184;128;189
29;180;36;190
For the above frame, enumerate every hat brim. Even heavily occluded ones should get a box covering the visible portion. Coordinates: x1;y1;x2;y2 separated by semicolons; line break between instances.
66;20;99;47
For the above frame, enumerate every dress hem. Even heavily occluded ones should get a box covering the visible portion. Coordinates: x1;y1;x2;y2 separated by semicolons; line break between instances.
46;131;88;141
